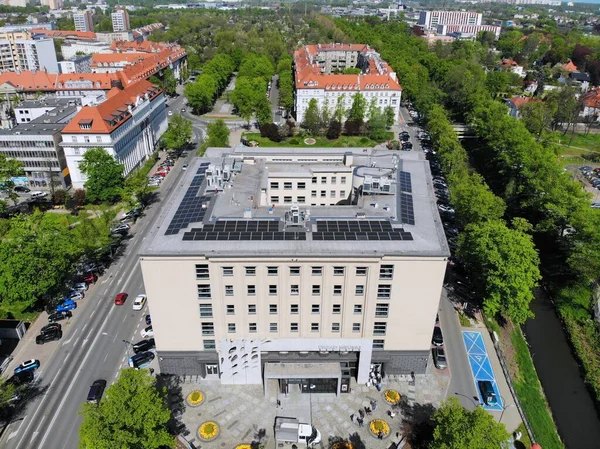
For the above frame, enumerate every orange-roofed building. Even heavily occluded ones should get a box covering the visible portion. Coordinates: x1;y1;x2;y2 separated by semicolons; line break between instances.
294;43;402;123
61;80;168;188
32;28;97;41
91;52;154;73
561;59;578;73
506;95;536;117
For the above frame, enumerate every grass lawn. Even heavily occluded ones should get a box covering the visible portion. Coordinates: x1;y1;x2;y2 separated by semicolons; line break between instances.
549;131;600;153
510;329;564;449
242;132;394;148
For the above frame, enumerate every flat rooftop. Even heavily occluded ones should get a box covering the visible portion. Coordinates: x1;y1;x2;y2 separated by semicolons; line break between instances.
16;97;79;109
141;146;450;258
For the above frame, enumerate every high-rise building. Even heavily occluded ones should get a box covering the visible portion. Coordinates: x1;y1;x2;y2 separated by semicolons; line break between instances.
0;32;58;73
40;0;63;10
138;146;450;390
111;8;130;32
73;11;94;33
418;11;482;29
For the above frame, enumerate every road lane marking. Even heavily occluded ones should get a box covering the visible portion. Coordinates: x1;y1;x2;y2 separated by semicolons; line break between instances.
34;415;46;435
61;329;78;346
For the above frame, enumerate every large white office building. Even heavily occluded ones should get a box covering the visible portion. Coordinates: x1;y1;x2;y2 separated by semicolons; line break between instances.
294;44;402;124
139;146;449;395
418;10;482;28
61;80;167;189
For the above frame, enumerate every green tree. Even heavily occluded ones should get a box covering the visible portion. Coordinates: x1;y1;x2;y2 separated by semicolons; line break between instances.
520;101;553;141
457;219;541;324
367;100;388;141
347;93;367;121
334;94;346;123
302;99;321;135
162;114;192;150
430;398;510;449
449;174;506;228
255;96;273;127
206;119;230;147
231;77;265;125
0;154;25;210
78;148;124;203
384;105;395;127
184;76;217;114
485;71;512;98
79;368;174;449
163;69;177;96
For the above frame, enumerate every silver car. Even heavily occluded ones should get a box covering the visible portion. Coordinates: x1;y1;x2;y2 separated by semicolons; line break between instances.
433;347;447;369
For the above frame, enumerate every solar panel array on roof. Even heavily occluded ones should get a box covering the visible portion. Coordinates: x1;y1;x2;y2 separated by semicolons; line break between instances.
182;231;307;241
202;220;280;233
313;220;413;241
399;171;412;193
164;164;210;235
399;193;415;225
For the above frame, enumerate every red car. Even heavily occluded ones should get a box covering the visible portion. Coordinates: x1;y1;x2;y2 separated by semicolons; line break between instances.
114;292;128;305
79;272;97;284
153;172;166;178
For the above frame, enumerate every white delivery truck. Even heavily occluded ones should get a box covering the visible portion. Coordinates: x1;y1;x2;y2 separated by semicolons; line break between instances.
274;417;322;447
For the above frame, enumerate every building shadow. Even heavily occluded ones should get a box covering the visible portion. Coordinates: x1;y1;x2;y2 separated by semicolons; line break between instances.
156;373;186;436
0;380;49;430
326;432;366;449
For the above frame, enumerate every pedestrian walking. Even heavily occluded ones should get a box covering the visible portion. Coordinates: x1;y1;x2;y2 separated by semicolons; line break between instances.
364;406;372;416
351;413;357;424
371;400;378;411
389;410;396;419
358;409;365;419
378;431;384;440
357;417;364;427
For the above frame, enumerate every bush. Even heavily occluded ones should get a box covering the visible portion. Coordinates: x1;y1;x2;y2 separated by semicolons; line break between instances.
359;137;370;144
288;138;300;145
73;189;87;207
327;120;342;140
285;119;296;137
52;189;66;206
344;119;363;136
259;123;282;142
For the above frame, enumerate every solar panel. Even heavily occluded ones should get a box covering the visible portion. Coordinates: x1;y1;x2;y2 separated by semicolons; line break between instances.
315;220;394;232
180;230;307;241
399;171;412;193
310;230;412;241
164;165;210;235
399;193;415;225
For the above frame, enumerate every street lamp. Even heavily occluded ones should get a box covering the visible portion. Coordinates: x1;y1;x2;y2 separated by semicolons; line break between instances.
454;392;482;409
499;398;516;424
101;332;133;354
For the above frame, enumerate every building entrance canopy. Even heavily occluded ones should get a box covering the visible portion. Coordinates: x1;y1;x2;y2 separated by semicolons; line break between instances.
264;362;342;396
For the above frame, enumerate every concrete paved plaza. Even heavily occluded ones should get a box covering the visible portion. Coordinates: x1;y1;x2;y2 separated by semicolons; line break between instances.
176;361;449;449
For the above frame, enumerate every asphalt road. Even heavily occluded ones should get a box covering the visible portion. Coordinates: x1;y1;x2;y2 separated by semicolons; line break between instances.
0;117;196;449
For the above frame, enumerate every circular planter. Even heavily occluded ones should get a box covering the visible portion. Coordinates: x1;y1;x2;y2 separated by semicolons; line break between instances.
383;389;401;405
235;445;252;449
198;421;220;441
368;419;391;439
186;390;205;407
304;138;316;145
331;443;355;449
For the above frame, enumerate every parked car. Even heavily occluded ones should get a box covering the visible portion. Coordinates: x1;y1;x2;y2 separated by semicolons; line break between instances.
432;326;444;346
141;326;154;338
77;272;97;284
36;328;62;345
133;338;156;354
168;110;173;116
111;223;130;235
9;371;34;386
592;202;600;209
40;323;61;335
14;359;40;375
132;294;147;311
71;282;88;292
120;208;142;222
14;186;30;193
56;299;77;312
182;164;188;171
129;351;155;369
433;347;447;369
438;204;455;214
48;310;72;322
145;314;152;325
68;291;84;301
114;292;128;306
87;379;107;404
478;380;498;406
30;191;48;199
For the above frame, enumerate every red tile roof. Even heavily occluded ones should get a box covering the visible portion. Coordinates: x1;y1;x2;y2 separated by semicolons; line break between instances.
581;88;600;109
118;48;187;86
62;80;162;134
293;44;401;92
562;59;578;72
32;28;97;41
91;52;154;67
109;40;171;53
508;96;535;110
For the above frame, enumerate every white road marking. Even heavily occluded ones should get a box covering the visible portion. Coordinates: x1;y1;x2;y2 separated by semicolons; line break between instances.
61;329;78;346
37;267;140;448
7;430;18;441
100;279;108;285
34;415;46;434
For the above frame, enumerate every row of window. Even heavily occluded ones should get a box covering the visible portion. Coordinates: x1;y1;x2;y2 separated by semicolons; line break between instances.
18;159;59;168
200;339;384;351
270;190;348;204
198;283;391;299
196;265;394;279
0;141;55;148
200;302;389;317
201;321;387;335
270;176;347;190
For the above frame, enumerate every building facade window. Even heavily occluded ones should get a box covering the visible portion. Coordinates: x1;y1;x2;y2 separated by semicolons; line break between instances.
271;196;279;203
284;182;292;190
199;304;213;318
312;304;320;313
352;323;361;333
354;304;363;314
332;323;340;332
297;182;306;189
248;304;257;314
355;285;364;296
201;322;214;336
379;265;394;280
227;323;236;333
333;266;345;276
377;285;391;299
290;285;299;295
333;285;342;295
375;303;389;317
268;266;278;276
290;266;300;276
312;266;322;276
245;266;256;276
291;322;299;332
249;323;257;333
270;322;278;332
332;304;341;314
312;285;321;295
356;267;367;276
222;266;233;276
311;323;319;332
270;182;279;189
247;285;256;295
226;305;235;315
373;339;384;350
373;322;387;335
290;304;299;314
203;340;216;350
197;284;211;299
225;285;234;296
269;304;278;314
269;285;278;295
195;264;209;279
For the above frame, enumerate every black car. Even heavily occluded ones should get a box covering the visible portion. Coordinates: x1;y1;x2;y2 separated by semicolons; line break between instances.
14;186;30;193
40;323;61;335
432;326;444;346
8;371;34;386
145;314;151;325
36;329;62;345
400;134;410;142
133;338;156;354
87;379;107;404
48;310;72;322
402;142;413;150
128;351;155;369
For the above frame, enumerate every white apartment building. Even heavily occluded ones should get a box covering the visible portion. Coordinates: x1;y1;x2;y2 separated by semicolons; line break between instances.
61;41;110;60
58;54;92;74
0;33;58;73
111;8;130;32
139;146;449;394
73;11;94;32
61;80;167;189
437;24;501;38
418;10;482;28
294;44;402;124
14;97;79;124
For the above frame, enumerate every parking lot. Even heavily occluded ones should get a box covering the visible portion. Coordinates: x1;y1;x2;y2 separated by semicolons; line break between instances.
462;331;503;411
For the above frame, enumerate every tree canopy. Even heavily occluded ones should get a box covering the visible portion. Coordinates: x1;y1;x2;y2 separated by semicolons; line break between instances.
78;148;124;204
161;114;192;150
205;119;230;147
79;368;174;449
